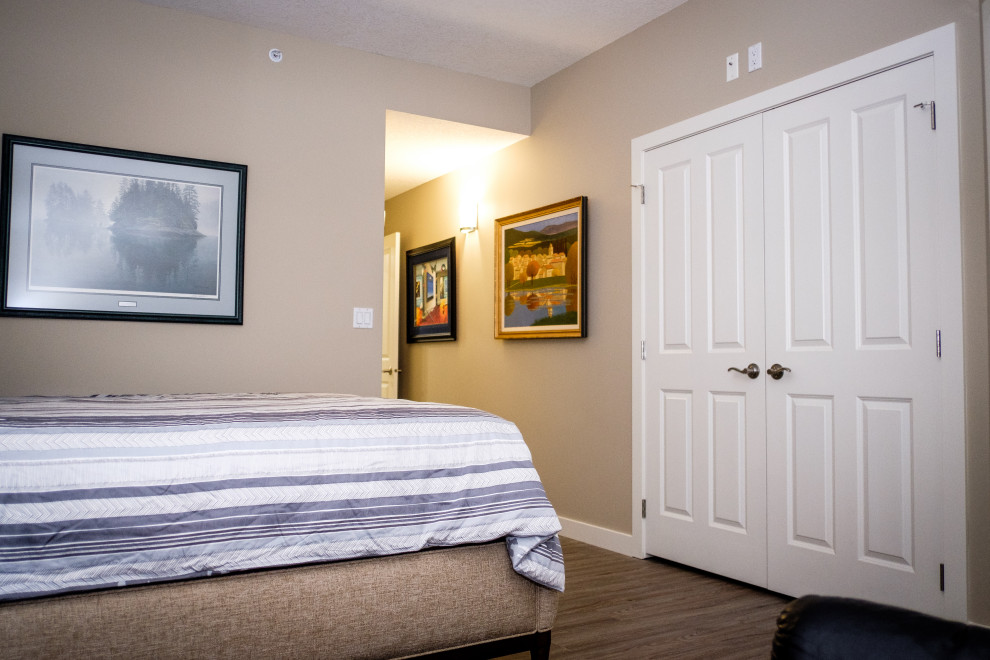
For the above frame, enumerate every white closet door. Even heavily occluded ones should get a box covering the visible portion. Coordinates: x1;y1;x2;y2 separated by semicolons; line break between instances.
763;57;944;613
643;115;768;587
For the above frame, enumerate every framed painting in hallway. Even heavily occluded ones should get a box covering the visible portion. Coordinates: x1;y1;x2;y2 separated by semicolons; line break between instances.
495;196;586;339
406;236;456;342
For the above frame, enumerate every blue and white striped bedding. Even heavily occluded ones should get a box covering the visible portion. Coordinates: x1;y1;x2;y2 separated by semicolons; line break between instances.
0;393;564;601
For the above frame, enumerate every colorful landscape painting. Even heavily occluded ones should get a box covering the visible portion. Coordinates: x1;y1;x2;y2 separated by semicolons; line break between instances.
496;197;586;339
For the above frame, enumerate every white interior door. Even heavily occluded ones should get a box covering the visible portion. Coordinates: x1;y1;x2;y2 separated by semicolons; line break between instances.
643;115;768;587
763;57;944;613
381;232;400;398
644;57;946;615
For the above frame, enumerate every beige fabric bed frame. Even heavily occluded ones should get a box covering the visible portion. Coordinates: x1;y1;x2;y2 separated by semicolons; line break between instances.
0;541;558;659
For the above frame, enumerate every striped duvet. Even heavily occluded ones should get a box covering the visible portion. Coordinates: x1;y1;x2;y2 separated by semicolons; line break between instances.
0;393;564;601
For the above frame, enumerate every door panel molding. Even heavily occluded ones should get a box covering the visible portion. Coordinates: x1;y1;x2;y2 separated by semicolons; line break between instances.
660;389;693;520
707;145;748;352
783;121;833;350
852;97;912;348
786;394;835;552
857;396;914;569
659;162;693;352
709;391;749;532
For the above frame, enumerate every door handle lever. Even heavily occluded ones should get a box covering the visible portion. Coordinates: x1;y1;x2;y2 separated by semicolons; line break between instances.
728;363;761;379
767;364;791;380
382;368;403;375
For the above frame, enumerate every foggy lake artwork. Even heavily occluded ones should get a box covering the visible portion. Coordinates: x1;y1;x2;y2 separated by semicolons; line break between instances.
27;165;222;299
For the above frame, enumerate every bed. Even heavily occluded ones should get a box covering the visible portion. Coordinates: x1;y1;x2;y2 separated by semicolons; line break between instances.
0;393;563;659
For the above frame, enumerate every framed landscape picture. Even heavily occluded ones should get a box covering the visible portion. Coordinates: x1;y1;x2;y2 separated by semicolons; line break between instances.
406;237;456;342
0;135;246;324
495;196;587;339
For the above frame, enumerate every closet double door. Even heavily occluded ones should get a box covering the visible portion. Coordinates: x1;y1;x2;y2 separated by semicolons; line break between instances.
643;57;945;614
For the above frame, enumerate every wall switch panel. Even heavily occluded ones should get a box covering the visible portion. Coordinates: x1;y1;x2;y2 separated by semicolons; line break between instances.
726;52;739;81
353;307;373;328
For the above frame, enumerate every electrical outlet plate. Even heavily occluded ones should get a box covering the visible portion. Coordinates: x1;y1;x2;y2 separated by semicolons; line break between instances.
726;52;739;81
748;42;762;72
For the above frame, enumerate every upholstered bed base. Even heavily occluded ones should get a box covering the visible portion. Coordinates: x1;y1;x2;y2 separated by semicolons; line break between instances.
0;541;558;659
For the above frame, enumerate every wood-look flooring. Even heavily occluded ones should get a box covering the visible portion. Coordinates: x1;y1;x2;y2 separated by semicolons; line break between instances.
507;537;790;660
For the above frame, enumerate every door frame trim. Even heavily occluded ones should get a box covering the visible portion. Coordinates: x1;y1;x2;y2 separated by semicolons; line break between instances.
630;23;964;618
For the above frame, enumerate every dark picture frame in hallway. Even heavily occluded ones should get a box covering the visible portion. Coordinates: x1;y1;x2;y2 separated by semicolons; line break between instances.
495;196;587;339
0;134;246;324
406;236;456;342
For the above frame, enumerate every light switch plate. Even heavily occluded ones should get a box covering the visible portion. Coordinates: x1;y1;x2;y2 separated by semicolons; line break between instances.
353;307;373;329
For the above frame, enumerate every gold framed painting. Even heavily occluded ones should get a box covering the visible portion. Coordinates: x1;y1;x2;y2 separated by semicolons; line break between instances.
495;196;586;339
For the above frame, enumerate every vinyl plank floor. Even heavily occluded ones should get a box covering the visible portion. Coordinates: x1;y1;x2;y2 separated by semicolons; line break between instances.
506;537;790;659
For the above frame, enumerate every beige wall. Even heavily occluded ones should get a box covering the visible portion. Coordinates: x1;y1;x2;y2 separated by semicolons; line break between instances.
0;0;529;396
386;0;990;621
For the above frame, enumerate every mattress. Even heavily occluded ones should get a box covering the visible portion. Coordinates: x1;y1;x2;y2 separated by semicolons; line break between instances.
0;393;564;601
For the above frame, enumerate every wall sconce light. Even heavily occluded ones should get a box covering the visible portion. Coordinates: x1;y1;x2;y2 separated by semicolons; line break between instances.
459;202;478;233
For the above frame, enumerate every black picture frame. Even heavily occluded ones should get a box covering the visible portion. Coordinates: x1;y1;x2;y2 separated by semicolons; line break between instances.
406;237;456;342
0;134;247;324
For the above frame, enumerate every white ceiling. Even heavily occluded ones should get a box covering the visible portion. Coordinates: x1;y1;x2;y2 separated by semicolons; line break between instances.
136;0;689;198
384;110;528;199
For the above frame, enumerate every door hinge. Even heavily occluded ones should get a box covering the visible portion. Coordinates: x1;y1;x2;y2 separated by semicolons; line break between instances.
914;101;936;130
940;563;945;592
642;499;647;518
640;340;646;361
631;184;645;205
936;329;942;359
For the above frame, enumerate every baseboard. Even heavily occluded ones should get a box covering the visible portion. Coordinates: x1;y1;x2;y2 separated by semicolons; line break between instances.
557;516;638;557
